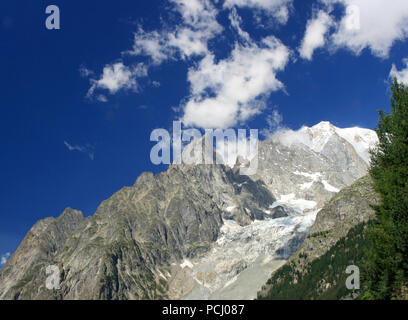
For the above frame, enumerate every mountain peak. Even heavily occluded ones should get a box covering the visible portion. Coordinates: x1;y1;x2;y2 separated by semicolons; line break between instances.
312;121;336;130
58;207;83;220
1;118;377;300
134;171;155;186
271;122;378;164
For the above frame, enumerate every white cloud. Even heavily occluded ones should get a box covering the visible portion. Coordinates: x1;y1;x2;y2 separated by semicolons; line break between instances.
130;30;174;65
171;0;222;33
181;36;290;128
87;62;147;99
271;126;314;149
229;7;251;43
129;0;222;63
299;10;333;60
390;58;408;85
168;27;214;59
321;0;408;58
96;94;108;103
64;141;95;160
0;252;10;266
224;0;293;24
79;65;94;78
85;1;222;102
261;109;283;138
84;0;292;129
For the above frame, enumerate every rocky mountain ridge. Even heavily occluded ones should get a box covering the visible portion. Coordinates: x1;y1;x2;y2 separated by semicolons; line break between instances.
0;121;378;300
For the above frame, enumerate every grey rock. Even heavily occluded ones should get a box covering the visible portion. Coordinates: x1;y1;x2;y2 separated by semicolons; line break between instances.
0;122;378;300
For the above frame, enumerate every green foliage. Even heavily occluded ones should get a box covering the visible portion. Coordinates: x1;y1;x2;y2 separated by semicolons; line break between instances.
307;230;330;239
363;79;408;299
259;222;370;300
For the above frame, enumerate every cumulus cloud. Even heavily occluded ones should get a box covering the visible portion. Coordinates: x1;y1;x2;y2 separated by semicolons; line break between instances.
0;252;10;267
224;0;293;24
321;0;408;58
130;30;173;65
85;0;291;129
64;141;95;160
87;0;222;103
86;62;147;99
299;10;333;60
171;0;222;34
181;36;290;128
271;126;313;149
390;58;408;85
128;0;222;63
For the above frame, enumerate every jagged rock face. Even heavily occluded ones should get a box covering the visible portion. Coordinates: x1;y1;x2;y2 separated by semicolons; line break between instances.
0;208;86;299
0;122;378;300
0;163;273;300
256;122;375;209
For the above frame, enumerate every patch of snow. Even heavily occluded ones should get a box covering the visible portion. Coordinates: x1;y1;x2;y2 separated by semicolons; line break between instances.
322;180;340;193
157;270;167;280
300;121;336;152
223;275;238;288
294;171;341;193
294;171;322;180
271;194;317;212
193;276;204;286
220;219;241;237
299;181;314;190
180;259;194;269
335;127;378;164
279;193;295;202
289;199;317;211
225;206;236;212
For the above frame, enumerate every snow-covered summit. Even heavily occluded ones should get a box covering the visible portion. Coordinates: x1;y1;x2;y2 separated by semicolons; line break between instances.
335;125;379;164
274;121;378;165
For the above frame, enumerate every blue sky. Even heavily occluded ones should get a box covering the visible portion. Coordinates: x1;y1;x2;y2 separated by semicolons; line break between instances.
1;0;408;263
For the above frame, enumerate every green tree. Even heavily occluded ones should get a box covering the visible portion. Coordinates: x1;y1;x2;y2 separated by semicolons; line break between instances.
363;78;408;299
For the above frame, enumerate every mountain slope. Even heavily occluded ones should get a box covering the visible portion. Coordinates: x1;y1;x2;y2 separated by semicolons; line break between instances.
0;164;274;300
0;122;378;300
256;121;374;209
257;175;380;300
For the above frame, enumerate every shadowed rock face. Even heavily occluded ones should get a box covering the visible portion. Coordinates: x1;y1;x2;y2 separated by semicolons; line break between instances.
0;163;275;300
0;122;377;300
0;208;86;299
